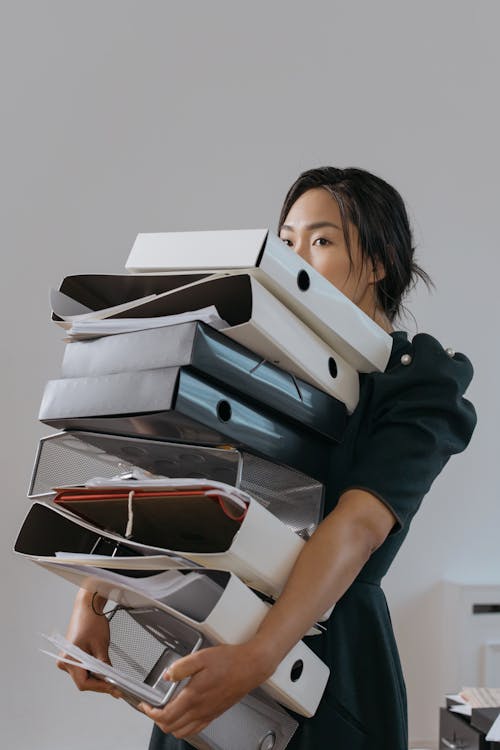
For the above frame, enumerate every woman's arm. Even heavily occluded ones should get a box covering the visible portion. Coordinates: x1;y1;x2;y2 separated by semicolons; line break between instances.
57;588;121;699
139;489;396;739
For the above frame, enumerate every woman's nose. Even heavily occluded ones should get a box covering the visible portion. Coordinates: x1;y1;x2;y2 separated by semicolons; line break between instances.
294;240;311;262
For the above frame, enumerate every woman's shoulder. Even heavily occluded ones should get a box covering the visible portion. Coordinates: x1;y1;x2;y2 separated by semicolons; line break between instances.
384;330;474;387
362;330;476;427
342;331;477;534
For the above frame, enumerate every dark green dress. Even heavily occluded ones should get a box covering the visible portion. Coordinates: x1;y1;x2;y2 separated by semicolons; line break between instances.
149;331;477;750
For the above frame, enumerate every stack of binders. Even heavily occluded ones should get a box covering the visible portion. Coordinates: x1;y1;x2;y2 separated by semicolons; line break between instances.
15;228;392;750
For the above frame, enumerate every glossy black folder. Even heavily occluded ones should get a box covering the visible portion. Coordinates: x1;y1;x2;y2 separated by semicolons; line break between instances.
59;322;347;441
39;367;332;482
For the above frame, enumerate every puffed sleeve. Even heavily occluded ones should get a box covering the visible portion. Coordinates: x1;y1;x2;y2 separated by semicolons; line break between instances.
339;333;477;533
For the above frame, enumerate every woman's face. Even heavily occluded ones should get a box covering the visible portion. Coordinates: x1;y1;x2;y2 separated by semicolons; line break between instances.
279;187;384;323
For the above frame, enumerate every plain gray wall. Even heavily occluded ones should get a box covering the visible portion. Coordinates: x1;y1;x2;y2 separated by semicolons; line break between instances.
1;2;498;748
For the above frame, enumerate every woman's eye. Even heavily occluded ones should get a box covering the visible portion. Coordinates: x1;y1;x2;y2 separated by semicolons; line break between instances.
280;237;293;247
313;237;330;247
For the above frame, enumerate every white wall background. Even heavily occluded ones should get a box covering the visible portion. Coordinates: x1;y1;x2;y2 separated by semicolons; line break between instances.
1;2;498;748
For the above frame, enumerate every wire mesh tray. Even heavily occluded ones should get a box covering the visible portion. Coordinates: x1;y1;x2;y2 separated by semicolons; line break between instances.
29;431;325;535
105;604;298;750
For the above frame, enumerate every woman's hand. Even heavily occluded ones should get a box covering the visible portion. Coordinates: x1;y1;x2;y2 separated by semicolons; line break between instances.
138;639;276;739
138;489;395;740
56;588;121;699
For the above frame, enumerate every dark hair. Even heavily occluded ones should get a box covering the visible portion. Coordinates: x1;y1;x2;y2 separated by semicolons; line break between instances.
278;166;432;322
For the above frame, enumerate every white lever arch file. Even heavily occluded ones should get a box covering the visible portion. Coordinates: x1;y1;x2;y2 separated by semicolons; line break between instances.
34;562;330;717
125;228;392;373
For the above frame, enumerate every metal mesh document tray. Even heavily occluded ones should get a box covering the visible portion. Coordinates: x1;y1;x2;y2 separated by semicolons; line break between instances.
107;605;298;750
29;431;325;535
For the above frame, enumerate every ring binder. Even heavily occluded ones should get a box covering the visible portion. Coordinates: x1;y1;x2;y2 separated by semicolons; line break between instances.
124;228;393;372
38;369;332;482
59;320;348;441
51;272;360;409
34;563;330;717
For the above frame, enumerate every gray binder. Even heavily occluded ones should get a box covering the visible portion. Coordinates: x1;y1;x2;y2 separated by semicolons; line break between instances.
39;368;332;482
51;272;359;410
59;321;347;442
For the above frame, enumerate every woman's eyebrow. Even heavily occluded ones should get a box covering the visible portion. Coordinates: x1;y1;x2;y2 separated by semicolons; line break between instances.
281;221;342;232
307;221;342;231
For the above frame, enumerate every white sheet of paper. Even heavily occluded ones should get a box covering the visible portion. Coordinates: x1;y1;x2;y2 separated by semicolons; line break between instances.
50;288;159;324
63;305;229;340
459;687;500;708
449;704;472;716
486;712;500;741
41;634;164;703
49;553;193;570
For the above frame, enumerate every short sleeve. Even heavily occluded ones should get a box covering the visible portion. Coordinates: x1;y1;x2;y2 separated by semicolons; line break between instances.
339;333;477;533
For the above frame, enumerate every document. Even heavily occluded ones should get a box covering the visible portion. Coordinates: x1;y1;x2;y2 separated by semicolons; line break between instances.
447;687;500;715
62;306;229;341
42;633;167;705
459;687;500;707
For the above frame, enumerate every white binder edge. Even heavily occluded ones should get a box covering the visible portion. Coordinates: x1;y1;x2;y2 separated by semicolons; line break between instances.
16;500;330;628
222;276;359;412
36;561;329;716
124;228;393;373
126;229;269;272
38;368;179;420
22;496;305;599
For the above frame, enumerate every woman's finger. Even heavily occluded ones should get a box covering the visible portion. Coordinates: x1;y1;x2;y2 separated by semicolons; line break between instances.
64;662;120;697
170;687;208;727
166;651;206;682
139;700;198;734
172;719;211;739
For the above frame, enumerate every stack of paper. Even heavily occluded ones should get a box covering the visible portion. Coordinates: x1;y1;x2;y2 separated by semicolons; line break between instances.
448;687;500;715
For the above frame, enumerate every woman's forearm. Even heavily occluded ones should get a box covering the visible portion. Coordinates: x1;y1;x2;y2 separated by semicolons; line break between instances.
248;489;395;672
137;491;397;737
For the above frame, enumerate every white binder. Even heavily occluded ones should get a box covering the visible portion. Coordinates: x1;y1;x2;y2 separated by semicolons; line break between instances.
14;501;196;570
51;273;359;409
18;481;305;599
35;562;330;717
60;481;305;599
125;228;392;373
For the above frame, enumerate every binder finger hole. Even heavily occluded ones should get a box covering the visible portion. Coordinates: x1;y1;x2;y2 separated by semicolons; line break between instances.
328;357;338;379
259;731;277;750
297;270;310;291
216;400;232;422
290;659;304;682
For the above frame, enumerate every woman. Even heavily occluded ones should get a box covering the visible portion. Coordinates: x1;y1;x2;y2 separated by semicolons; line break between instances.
60;167;477;749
